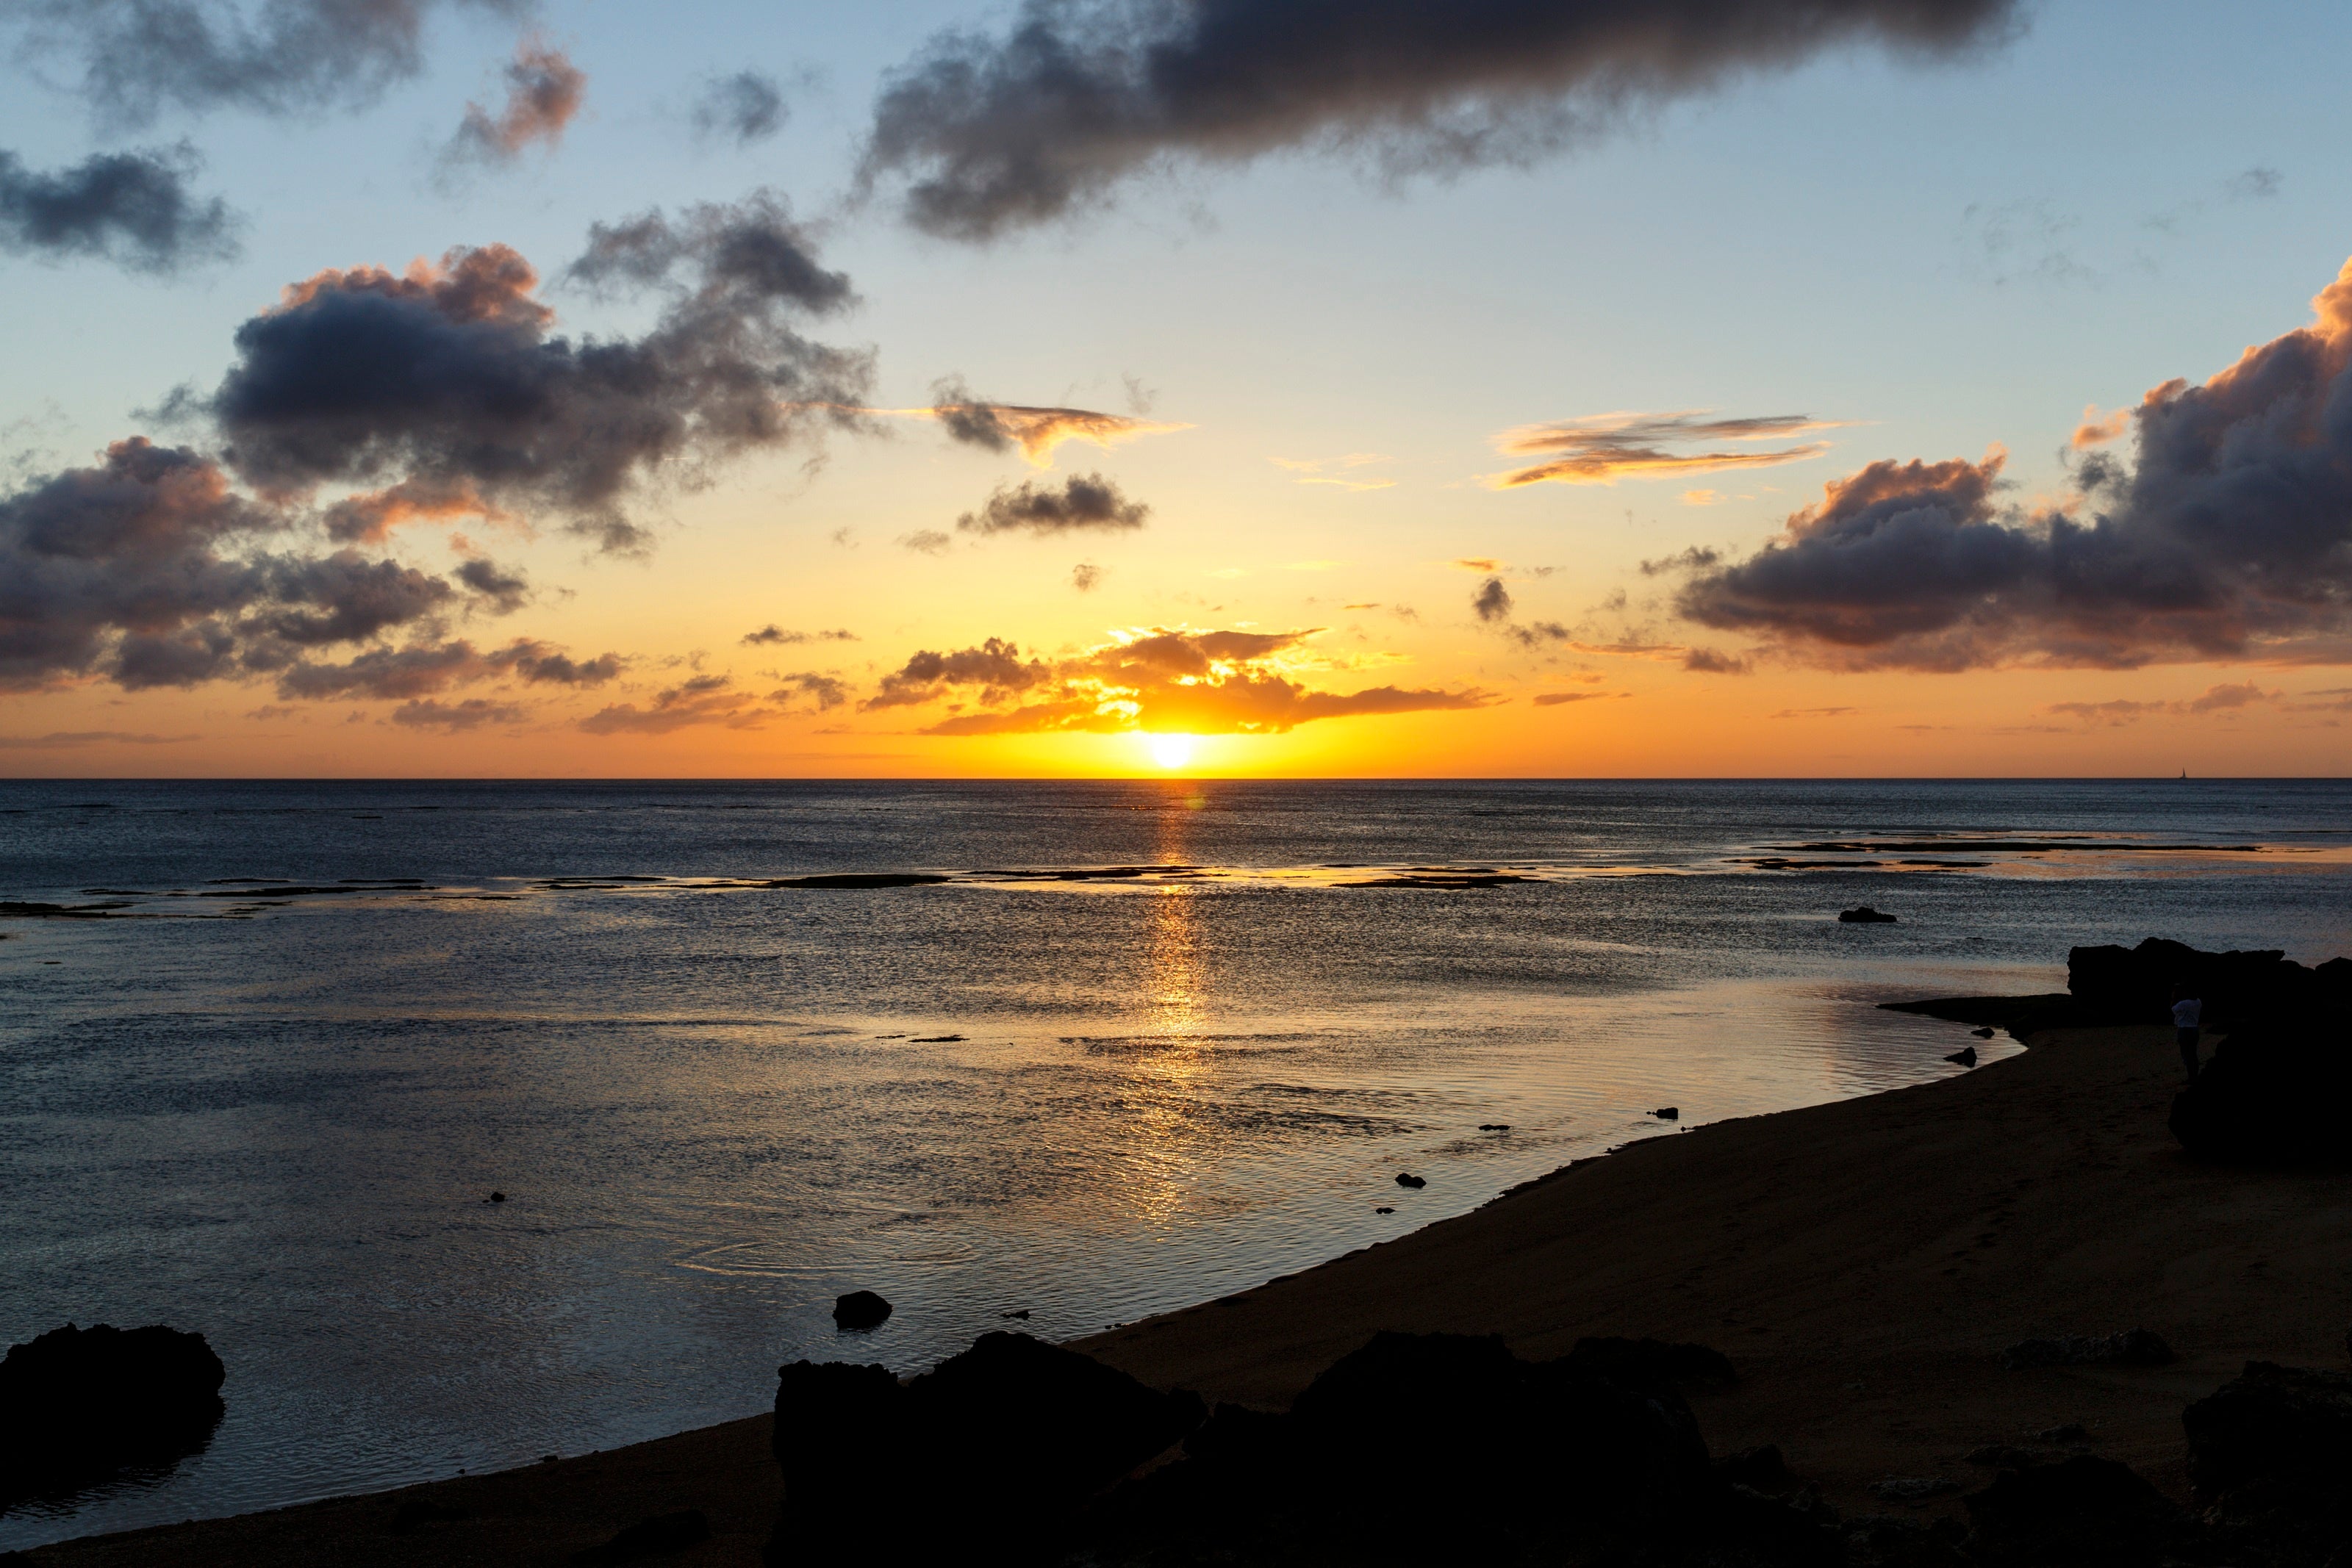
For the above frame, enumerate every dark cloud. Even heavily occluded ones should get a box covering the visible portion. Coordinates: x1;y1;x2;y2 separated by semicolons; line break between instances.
1472;577;1513;622
0;729;201;748
1674;258;2352;671
2046;683;2277;724
1491;411;1843;488
7;0;531;125
445;39;587;167
0;144;240;273
866;627;1493;735
1071;561;1105;591
861;0;2019;239
274;636;622;700
209;201;869;553
1682;646;1750;674
958;472;1149;536
321;475;513;542
577;673;781;733
920;377;1188;463
742;624;856;646
391;696;528;730
1532;691;1617;706
899;529;953;554
0;438;490;692
693;70;786;145
453;555;530;613
770;671;848;711
864;636;1049;709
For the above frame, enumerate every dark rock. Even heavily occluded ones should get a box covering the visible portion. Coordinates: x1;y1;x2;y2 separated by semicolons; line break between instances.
1653;1106;1679;1119
1971;1026;1996;1037
1563;1334;1737;1391
1961;1455;2181;1566
769;1334;1203;1566
387;1497;469;1533
1840;906;1899;923
2001;1329;2174;1370
1393;1172;1425;1188
831;1290;892;1331
0;1323;225;1508
2169;1012;2352;1164
1373;1206;1394;1214
1946;1046;1979;1067
488;1190;505;1203
573;1508;710;1564
2068;936;2352;1026
2184;1360;2352;1503
1844;1513;1971;1567
1000;1309;1029;1320
1478;1123;1511;1131
1716;1443;1794;1489
2031;1423;2090;1446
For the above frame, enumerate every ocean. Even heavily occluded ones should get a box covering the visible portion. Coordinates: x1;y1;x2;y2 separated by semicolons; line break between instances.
3;777;2348;1547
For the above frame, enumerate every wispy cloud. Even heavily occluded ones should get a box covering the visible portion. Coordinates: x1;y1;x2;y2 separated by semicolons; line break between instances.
1488;411;1847;489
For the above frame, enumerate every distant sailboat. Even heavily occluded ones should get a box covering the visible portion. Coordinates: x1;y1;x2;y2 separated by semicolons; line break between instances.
2179;768;2189;780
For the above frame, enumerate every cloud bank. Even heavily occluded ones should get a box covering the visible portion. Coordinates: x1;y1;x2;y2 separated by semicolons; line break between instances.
1672;257;2352;670
864;627;1494;735
861;0;2019;239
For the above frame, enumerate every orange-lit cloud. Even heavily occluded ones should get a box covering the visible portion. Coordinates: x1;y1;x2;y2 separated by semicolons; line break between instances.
323;476;519;544
863;627;1494;736
578;675;780;734
2070;403;2131;448
1486;411;1847;489
894;378;1192;465
447;40;586;165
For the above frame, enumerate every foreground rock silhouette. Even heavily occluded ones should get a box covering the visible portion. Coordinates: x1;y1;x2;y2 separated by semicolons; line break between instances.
0;1323;224;1511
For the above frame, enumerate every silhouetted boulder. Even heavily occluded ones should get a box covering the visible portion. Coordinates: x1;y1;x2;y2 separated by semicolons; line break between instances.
1394;1172;1425;1188
0;1323;224;1508
1962;1456;2181;1566
1653;1107;1679;1119
767;1334;1202;1567
1946;1046;1979;1067
2068;937;2352;1026
831;1290;892;1331
2169;1013;2352;1164
2184;1360;2352;1503
1715;1443;1793;1491
1840;907;1899;923
1563;1334;1736;1391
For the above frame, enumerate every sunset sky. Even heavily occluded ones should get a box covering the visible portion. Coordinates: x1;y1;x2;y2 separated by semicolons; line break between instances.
3;0;2350;777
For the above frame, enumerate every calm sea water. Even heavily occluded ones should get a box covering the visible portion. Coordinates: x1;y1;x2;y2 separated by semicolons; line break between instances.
3;778;2348;1547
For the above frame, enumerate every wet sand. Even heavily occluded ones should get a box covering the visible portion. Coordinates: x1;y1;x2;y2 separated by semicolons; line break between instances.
21;1021;2351;1565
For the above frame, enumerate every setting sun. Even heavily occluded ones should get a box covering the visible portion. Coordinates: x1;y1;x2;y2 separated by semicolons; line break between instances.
1146;733;1197;770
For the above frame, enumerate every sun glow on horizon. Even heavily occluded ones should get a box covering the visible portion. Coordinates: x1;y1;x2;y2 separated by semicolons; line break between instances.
1146;733;1197;770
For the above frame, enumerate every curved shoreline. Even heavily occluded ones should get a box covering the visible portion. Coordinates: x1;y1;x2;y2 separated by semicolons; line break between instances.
22;1016;2352;1565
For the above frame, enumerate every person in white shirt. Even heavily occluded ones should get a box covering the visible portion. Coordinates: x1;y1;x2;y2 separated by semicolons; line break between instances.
2172;987;2204;1081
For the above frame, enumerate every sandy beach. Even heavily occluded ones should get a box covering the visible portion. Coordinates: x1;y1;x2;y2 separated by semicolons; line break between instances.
18;1016;2351;1565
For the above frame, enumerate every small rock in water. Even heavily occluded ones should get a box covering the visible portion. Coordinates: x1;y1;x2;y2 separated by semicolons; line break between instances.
910;1034;966;1043
2033;1423;2092;1445
1946;1046;1979;1068
1374;1206;1394;1215
1652;1107;1679;1119
1478;1123;1511;1132
832;1290;893;1331
1394;1173;1426;1189
1838;906;1899;924
1000;1309;1030;1320
1972;1026;1996;1037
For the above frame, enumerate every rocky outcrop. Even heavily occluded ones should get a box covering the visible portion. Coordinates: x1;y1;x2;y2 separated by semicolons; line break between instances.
2000;1330;2174;1370
2183;1361;2352;1564
766;1332;1202;1566
1960;1456;2183;1567
2068;938;2352;1027
0;1323;225;1509
2169;1013;2352;1163
830;1290;892;1331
